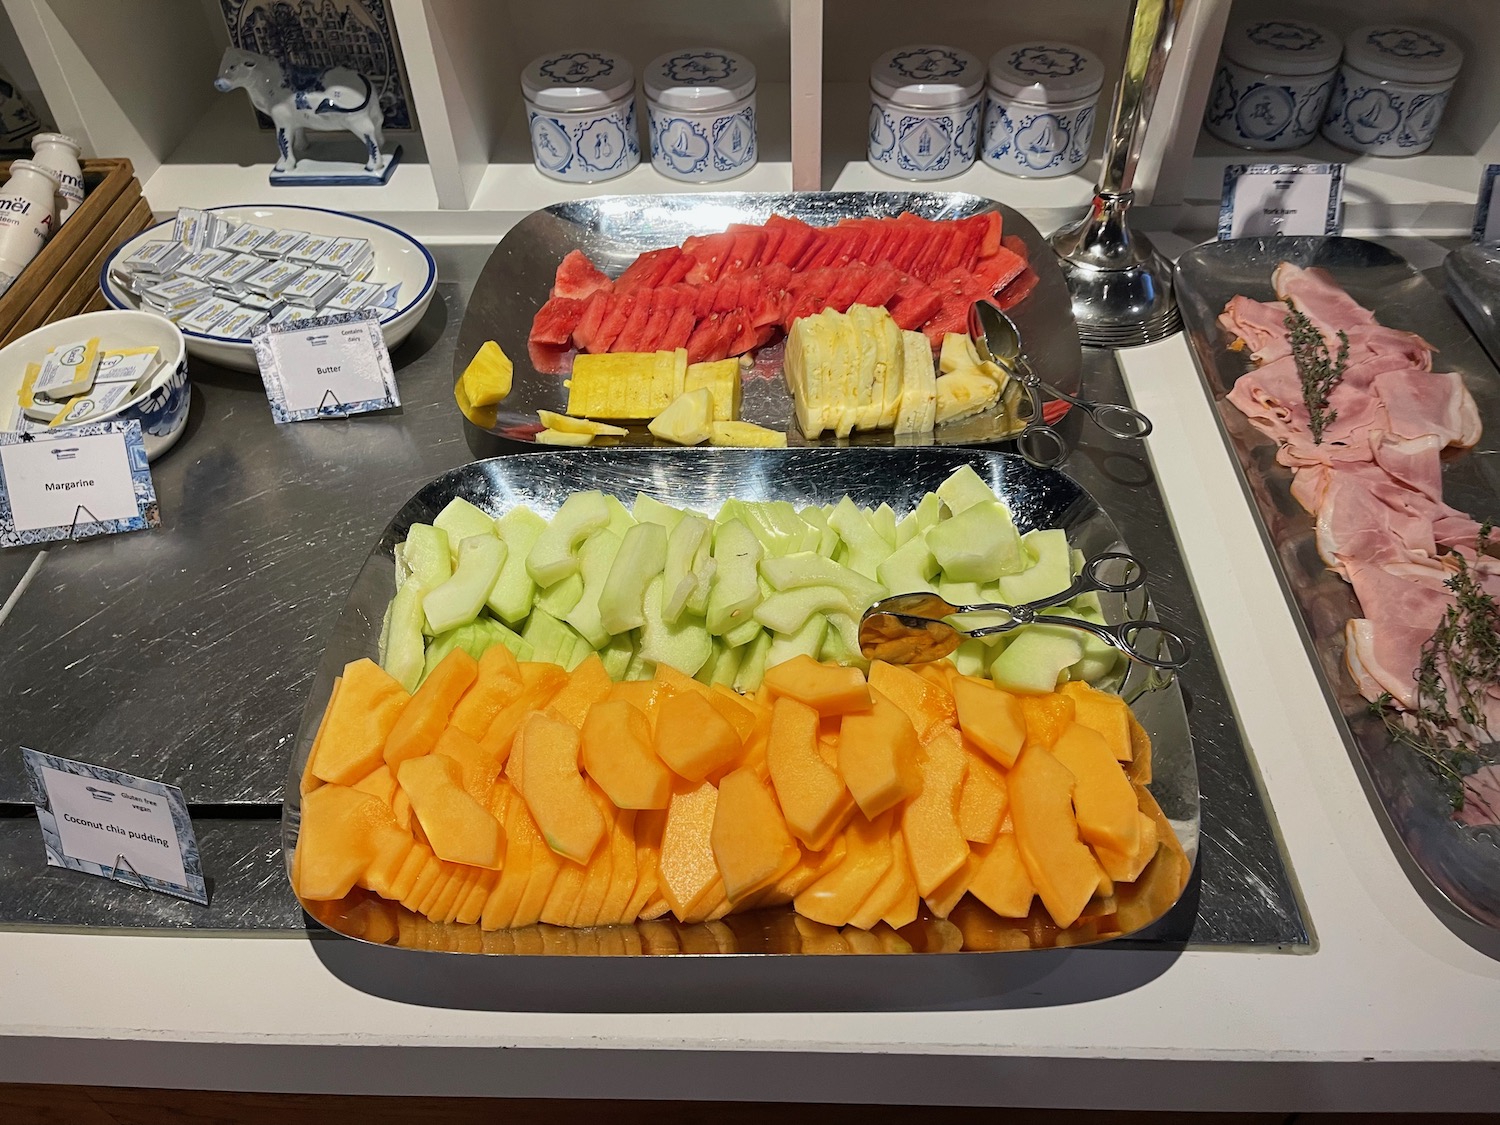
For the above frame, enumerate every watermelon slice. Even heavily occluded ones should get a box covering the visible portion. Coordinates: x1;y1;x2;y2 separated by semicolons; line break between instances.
859;221;894;266
686;314;724;364
802;226;852;271
592;292;638;353
726;229;767;274
977;211;1003;258
758;223;785;266
970;246;1027;295
887;281;944;331
772;219;816;267
922;295;971;347
853;264;903;310
661;252;694;286
570;290;609;350
711;274;743;314
615;247;682;292
995;266;1039;311
550;249;611;301
685;233;736;283
611;290;657;354
636;293;676;351
1001;233;1028;263
529;296;586;347
890;222;930;273
660;305;697;350
825;266;871;313
911;225;961;282
934;224;973;274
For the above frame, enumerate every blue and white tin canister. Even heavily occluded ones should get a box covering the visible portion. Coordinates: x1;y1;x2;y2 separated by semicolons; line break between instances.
1203;19;1341;151
644;48;757;183
982;42;1103;178
869;45;983;181
1322;25;1463;157
521;49;639;183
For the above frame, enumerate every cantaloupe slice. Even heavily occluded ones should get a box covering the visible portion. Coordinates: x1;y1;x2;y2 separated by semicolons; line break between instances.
654;663;710;699
711;766;801;902
388;842;433;903
1051;722;1140;856
351;763;398;807
1009;745;1100;928
510;796;563;927
847;828;915;930
967;831;1036;917
540;852;589;925
456;869;500;925
397;753;505;869
449;644;525;739
294;782;407;901
481;791;531;930
762;654;872;715
547;652;614;729
625;809;665;922
599;805;638;924
958;746;1009;844
400;853;445;912
1094;810;1159;883
766;696;855;851
654;688;743;783
479;662;571;765
793;809;896;928
901;726;970;896
383;648;478;769
1126;711;1152;784
569;786;617;925
360;828;414;899
607;679;662;721
432;725;505;806
706;683;760;744
754;836;845;907
309;660;409;785
434;867;479;923
302;675;340;794
514;711;605;864
581;700;673;809
657;780;720;921
867;660;955;740
1018;692;1075;752
1060;681;1131;761
924;851;979;919
836;688;923;818
951;677;1026;768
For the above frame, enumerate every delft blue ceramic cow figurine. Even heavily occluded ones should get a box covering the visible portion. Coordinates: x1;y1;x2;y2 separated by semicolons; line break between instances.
215;47;386;174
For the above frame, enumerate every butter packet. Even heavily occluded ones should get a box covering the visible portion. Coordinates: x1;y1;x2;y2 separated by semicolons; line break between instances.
282;266;345;308
173;207;232;252
206;252;265;294
216;305;269;339
237;291;286;315
144;275;213;305
317;236;372;275
176;247;234;281
95;346;161;391
33;338;102;401
269;304;322;327
325;279;380;313
221;222;275;254
47;380;137;428
178;296;239;334
122;239;187;277
288;233;336;264
243;260;306;298
257;228;308;259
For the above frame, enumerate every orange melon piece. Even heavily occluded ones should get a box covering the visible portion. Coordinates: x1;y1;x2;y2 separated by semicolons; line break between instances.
581;699;673;809
391;785;413;832
681;876;731;924
415;862;457;918
626;809;665;921
480;662;571;761
389;842;433;902
762;654;872;715
766;696;855;851
847;828;917;930
836;688;923;818
383;649;478;770
569;787;617;925
539;855;588;925
793;915;851;954
432;725;505;805
867;660;955;740
653;688;743;783
655;663;711;699
793;809;895;928
1060;681;1132;761
510;798;563;926
967;832;1036;917
707;684;760;744
923;851;979;919
657;780;720;921
901;726;970;896
432;867;478;923
1051;722;1140;856
1018;691;1075;752
547;652;614;729
456;869;500;925
401;853;445;912
514;711;605;863
608;679;663;723
1094;810;1159;884
711;766;800;902
1009;745;1100;928
301;675;340;794
1126;712;1152;784
598;806;638;924
294;782;407;901
756;837;846;907
952;677;1026;768
397;753;505;868
450;644;525;739
481;792;530;930
361;828;415;898
958;746;1009;844
309;660;409;785
351;763;398;807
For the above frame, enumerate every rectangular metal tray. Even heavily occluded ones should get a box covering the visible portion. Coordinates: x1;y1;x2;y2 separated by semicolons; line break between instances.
1176;236;1500;931
284;448;1197;954
455;191;1080;448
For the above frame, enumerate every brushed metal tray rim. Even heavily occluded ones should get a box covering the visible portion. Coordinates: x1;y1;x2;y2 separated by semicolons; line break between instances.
282;446;1199;956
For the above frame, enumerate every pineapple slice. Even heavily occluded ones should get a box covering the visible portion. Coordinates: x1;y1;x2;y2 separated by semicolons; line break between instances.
648;389;715;445
938;333;983;375
708;421;787;448
537;410;628;436
934;370;1001;424
567;352;668;418
535;429;595;446
459;340;513;407
684;358;742;421
895;330;936;435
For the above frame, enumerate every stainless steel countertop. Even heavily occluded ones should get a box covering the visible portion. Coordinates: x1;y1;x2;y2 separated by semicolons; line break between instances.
0;242;1305;947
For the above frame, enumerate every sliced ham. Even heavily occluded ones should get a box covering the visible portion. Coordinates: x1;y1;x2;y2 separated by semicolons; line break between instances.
1218;295;1291;363
1371;368;1482;449
1342;559;1453;709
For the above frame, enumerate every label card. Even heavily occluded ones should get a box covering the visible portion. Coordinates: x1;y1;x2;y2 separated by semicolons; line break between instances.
253;308;400;423
1219;163;1345;240
0;419;159;548
21;748;207;905
1471;164;1500;244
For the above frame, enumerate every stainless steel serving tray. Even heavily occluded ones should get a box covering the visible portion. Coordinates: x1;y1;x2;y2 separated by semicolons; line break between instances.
1176;236;1500;931
282;448;1197;955
455;192;1081;447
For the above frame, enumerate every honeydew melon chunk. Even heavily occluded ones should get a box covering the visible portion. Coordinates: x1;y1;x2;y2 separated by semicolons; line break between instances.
663;514;712;624
828;496;894;581
754;585;856;635
876;536;939;595
638;574;714;677
709;641;746;688
487;508;547;624
564;527;623;648
1039;609;1123;686
706;518;764;636
632;493;683;533
759;552;886;609
598;521;669;635
988;628;1085;695
927;500;1024;582
935;464;999;515
521;606;581;666
767;614;826;668
534;572;584;618
433;498;498;560
694;638;725;685
998;529;1073;606
527;491;609;588
423;535;507;634
952;636;1002;679
819;613;866;669
871;503;898;547
601;494;636;539
722;616;763;649
686;531;716;617
381;578;429;692
624;646;655;681
733;629;774;693
393;543;410;590
405;524;452;591
420;618;519;685
598;632;635;680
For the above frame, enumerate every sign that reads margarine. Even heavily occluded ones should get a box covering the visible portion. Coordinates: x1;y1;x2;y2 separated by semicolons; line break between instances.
0;419;159;547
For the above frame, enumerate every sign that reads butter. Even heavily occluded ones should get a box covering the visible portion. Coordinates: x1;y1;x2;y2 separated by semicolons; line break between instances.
1219;162;1345;241
21;748;207;905
252;308;400;423
0;419;159;548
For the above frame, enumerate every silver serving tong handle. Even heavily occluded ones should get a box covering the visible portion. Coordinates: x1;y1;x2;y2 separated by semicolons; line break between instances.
859;551;1191;670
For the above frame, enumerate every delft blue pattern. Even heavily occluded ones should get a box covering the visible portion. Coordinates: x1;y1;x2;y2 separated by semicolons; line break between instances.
21;747;207;906
0;420;159;548
253;309;398;423
711;106;757;171
1008;45;1086;79
122;359;190;440
1367;28;1445;60
983;96;1013;158
897;114;953;173
869;104;897;161
1014;112;1071;170
539;51;614;84
890;48;965;82
1206;63;1331;147
953;102;980;163
529;101;639;178
1217;162;1345;241
653;113;712;175
985;96;1093;173
1323;71;1447;151
663;50;735;84
1246;21;1326;53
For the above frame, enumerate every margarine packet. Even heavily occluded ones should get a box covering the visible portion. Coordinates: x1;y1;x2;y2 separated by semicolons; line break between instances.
288;234;336;264
244;260;305;297
47;380;137;428
173;207;233;251
122;239;187;277
178;296;238;334
4;401;48;432
33;338;102;401
317;236;372;275
257;228;308;258
176;247;233;281
206;252;265;294
325;279;380;313
221;222;275;254
282;266;345;308
95;346;160;390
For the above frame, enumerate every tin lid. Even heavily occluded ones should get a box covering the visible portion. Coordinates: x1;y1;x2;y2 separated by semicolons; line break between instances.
644;48;756;111
1344;25;1463;84
1220;19;1342;77
521;49;634;112
870;45;983;109
987;42;1104;104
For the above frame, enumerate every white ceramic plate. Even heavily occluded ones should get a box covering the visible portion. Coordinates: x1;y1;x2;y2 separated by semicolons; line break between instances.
99;204;437;374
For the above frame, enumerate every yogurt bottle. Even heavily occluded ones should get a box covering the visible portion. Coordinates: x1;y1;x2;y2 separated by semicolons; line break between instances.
869;45;984;180
30;132;84;224
0;159;59;297
983;42;1104;177
1203;19;1341;151
644;47;757;183
1321;25;1464;157
521;49;639;183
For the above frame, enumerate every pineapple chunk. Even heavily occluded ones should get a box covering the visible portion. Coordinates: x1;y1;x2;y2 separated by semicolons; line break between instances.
938;332;983;375
935;370;1001;424
708;421;787;448
454;377;497;428
567;351;677;418
648;389;715;445
459;340;513;407
537;410;628;436
684;358;742;421
895;330;936;435
535;428;595;446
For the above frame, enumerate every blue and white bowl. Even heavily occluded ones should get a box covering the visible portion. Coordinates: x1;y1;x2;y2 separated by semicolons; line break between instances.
1321;25;1463;157
522;49;640;184
1203;19;1341;151
0;309;189;461
644;48;758;184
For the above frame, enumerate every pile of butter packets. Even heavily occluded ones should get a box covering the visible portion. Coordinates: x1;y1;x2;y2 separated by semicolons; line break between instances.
6;336;164;432
114;208;402;338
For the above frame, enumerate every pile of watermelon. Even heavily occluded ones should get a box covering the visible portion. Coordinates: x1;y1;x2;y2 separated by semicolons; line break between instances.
529;211;1038;365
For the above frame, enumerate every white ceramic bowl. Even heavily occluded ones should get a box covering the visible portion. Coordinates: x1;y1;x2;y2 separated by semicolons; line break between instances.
99;204;437;374
0;309;190;461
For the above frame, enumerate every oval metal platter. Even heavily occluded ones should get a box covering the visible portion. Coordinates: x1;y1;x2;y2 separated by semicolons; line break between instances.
283;448;1198;955
454;191;1081;448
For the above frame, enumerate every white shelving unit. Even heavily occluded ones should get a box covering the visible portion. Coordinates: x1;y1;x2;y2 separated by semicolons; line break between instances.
0;0;1495;238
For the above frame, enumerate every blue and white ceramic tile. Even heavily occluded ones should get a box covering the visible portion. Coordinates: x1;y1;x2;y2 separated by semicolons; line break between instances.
0;420;159;547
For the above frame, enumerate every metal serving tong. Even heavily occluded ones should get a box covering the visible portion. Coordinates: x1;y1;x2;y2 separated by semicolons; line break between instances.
969;300;1154;469
858;551;1191;670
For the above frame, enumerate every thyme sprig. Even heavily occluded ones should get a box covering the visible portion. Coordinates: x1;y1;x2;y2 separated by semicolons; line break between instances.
1374;525;1500;813
1284;298;1349;444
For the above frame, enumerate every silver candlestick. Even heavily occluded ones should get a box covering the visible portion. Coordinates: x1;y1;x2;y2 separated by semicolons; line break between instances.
1050;0;1183;347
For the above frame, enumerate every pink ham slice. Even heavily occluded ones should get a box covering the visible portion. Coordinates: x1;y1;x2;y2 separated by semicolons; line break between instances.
1371;368;1482;449
1218;295;1291;363
1342;558;1453;709
1273;263;1378;330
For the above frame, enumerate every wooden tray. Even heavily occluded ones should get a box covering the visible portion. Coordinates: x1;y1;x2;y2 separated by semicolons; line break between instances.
0;156;155;347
